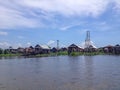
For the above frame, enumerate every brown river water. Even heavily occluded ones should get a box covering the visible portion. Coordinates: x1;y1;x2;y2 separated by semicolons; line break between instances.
0;55;120;90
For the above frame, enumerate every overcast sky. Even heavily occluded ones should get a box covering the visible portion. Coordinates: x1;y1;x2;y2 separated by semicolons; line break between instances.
0;0;120;48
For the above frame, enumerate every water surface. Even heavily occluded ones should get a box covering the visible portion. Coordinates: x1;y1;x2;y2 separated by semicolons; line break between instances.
0;55;120;90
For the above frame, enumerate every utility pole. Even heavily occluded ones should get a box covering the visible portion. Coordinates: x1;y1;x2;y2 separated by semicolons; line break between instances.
56;40;59;55
57;40;59;51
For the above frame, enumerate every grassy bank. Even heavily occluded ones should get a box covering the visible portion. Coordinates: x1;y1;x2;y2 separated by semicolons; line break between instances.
35;51;106;57
35;51;68;57
0;51;112;58
68;52;105;56
83;52;105;56
0;54;21;57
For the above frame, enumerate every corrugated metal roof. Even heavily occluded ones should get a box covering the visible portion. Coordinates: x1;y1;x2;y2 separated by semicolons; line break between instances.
41;45;50;49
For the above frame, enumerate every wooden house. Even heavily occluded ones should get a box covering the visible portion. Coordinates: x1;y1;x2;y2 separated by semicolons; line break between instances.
103;45;113;53
35;44;42;54
41;45;50;54
60;47;68;52
113;44;120;54
84;45;97;52
51;47;57;53
17;47;24;54
8;46;17;54
24;47;34;55
34;44;50;54
68;44;83;54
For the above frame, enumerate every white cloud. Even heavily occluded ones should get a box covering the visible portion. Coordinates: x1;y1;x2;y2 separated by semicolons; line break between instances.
11;43;23;49
60;44;66;47
19;0;110;17
60;23;81;31
0;1;41;29
0;0;120;29
0;31;8;35
17;43;22;47
80;42;85;48
60;25;72;31
47;40;55;45
114;0;120;12
0;42;23;49
0;42;10;49
26;42;31;47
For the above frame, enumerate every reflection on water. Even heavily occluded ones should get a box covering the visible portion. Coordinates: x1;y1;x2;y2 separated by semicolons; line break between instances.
0;55;120;90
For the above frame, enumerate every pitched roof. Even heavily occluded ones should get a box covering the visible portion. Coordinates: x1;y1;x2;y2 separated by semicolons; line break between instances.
41;45;50;49
68;44;78;47
35;44;41;48
104;45;113;48
115;44;120;47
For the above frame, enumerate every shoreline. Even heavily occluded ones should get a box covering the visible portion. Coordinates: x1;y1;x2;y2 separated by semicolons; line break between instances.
0;52;119;58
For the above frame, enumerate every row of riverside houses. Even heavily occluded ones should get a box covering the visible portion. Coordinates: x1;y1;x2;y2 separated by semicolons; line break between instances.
0;44;120;56
99;44;120;54
67;44;120;55
19;45;51;56
0;44;84;55
0;45;51;56
1;44;68;56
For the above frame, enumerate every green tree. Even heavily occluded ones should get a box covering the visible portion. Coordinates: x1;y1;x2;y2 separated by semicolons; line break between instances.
0;48;3;54
4;49;9;54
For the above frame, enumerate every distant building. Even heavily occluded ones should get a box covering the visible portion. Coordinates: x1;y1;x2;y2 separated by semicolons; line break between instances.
103;45;113;53
84;45;97;52
40;45;50;54
60;47;68;52
51;47;57;53
17;47;24;54
35;44;42;54
68;44;83;55
34;44;50;54
24;47;34;55
8;46;17;54
113;44;120;54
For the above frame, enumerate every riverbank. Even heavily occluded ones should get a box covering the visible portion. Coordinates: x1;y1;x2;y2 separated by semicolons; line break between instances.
0;51;117;58
0;54;21;57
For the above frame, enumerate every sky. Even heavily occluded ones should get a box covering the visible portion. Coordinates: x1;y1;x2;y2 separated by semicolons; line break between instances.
0;0;120;49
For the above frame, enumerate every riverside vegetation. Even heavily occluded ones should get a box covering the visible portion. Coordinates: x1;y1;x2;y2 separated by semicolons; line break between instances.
0;50;108;57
